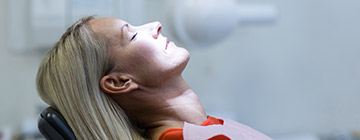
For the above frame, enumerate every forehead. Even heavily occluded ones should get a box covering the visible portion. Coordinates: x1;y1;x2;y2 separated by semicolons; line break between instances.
88;17;127;35
88;17;128;46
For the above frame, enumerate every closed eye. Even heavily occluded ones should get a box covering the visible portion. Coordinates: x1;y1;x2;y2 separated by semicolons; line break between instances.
130;32;138;41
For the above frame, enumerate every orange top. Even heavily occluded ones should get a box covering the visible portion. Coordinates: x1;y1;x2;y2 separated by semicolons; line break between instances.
158;116;230;140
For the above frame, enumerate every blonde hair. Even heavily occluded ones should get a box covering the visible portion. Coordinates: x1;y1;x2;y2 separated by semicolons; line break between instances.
36;16;145;140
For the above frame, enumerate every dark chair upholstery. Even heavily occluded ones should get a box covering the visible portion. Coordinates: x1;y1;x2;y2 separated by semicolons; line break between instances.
38;107;76;140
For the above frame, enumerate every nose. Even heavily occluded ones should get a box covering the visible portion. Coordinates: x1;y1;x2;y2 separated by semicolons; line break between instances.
147;21;162;39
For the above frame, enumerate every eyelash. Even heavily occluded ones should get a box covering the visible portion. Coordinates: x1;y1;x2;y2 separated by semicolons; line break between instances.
130;32;138;41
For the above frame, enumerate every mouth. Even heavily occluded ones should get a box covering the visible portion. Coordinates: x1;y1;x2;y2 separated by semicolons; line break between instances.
165;39;170;50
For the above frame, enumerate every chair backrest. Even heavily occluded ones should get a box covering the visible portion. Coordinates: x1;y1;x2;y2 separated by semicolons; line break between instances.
38;107;76;140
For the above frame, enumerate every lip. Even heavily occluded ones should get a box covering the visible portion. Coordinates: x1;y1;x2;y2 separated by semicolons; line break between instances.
165;39;170;50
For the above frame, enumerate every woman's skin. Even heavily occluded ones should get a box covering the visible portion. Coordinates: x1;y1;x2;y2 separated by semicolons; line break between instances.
89;17;207;139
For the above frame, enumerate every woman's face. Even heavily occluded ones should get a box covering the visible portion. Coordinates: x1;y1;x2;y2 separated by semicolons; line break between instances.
90;18;190;85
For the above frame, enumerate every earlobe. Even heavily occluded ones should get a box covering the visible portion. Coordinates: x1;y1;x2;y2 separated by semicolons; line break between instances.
100;74;138;95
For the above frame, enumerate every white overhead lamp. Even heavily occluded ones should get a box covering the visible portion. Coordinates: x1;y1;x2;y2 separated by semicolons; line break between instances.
169;0;279;47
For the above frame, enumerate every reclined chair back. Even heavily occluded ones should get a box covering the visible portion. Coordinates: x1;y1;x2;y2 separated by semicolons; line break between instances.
38;107;76;140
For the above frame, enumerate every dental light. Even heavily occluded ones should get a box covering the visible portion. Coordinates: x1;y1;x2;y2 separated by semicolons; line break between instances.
169;0;278;47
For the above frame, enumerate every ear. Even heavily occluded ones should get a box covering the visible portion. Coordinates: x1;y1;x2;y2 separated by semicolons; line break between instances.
100;73;139;95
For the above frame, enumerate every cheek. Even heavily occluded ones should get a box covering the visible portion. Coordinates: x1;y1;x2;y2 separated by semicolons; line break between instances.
126;42;168;83
132;41;163;61
135;42;156;56
124;42;160;69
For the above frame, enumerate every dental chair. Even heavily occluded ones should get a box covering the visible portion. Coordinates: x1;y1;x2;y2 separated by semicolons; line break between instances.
38;107;76;140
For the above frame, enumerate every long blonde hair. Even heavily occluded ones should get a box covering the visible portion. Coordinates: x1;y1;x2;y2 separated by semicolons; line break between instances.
36;16;145;140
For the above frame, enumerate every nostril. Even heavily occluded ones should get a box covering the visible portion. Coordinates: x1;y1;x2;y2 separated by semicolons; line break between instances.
153;24;162;39
157;26;162;34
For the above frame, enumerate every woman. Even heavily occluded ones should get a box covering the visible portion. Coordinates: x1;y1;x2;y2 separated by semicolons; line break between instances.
36;16;271;140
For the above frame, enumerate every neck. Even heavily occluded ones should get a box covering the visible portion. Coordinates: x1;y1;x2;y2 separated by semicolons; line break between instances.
112;76;207;139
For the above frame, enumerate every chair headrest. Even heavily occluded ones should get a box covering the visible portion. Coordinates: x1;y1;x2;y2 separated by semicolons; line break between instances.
38;107;76;140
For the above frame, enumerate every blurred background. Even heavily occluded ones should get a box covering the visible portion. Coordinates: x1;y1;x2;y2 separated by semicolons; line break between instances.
0;0;360;139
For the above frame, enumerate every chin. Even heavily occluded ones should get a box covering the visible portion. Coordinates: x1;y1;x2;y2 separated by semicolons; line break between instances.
177;53;190;73
163;47;190;75
180;47;190;60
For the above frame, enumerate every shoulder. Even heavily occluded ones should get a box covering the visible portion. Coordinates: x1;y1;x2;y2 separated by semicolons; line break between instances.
158;116;228;140
158;116;272;140
183;117;272;140
158;128;183;140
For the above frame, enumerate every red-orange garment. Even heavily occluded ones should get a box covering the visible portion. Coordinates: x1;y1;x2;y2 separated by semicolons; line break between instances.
158;116;228;140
